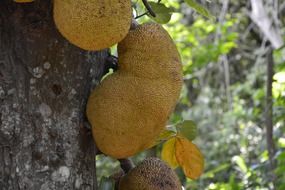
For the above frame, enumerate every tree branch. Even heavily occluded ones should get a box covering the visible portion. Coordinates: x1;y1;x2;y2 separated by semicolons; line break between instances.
265;46;276;186
250;0;284;49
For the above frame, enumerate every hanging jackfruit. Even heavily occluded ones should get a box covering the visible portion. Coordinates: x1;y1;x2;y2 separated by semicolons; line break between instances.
119;157;182;190
53;0;132;50
86;23;183;158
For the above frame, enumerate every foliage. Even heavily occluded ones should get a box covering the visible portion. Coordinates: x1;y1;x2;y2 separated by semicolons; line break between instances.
159;120;204;179
98;0;285;189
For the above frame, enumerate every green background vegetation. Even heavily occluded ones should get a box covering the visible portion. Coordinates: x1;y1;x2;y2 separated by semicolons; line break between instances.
99;0;285;189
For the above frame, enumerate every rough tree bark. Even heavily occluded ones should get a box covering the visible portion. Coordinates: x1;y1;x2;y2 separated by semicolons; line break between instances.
0;1;108;189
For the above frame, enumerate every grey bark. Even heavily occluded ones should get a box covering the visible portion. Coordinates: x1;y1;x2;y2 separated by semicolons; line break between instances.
0;1;107;189
250;0;284;49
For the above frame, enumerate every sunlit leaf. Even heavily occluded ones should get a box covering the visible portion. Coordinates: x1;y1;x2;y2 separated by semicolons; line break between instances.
259;150;269;163
148;2;174;24
175;138;204;179
274;72;285;83
278;138;285;148
184;0;214;19
202;163;230;178
177;120;197;141
219;41;237;54
161;137;179;168
232;156;248;174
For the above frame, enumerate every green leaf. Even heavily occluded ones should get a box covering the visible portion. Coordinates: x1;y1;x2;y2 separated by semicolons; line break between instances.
202;163;230;178
99;177;115;190
176;120;197;141
184;0;214;19
158;129;176;140
232;156;248;174
275;165;285;175
148;2;174;24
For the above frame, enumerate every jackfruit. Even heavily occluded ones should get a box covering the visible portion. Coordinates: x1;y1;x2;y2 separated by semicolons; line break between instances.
53;0;132;50
86;23;183;158
119;157;182;190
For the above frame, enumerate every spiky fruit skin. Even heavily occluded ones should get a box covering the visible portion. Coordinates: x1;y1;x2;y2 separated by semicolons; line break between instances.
119;157;182;190
53;0;132;50
86;23;183;159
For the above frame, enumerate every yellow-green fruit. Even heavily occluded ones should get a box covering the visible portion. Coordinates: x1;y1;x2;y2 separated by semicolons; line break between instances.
119;157;182;190
53;0;132;50
86;23;183;158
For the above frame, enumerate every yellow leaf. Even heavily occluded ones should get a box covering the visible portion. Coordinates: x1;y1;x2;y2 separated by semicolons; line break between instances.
175;138;204;179
161;138;179;168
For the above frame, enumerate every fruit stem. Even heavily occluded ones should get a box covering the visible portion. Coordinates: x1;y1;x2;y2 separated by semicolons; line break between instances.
118;158;134;173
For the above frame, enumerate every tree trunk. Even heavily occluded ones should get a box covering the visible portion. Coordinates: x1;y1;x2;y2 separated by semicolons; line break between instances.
266;47;276;188
0;1;107;189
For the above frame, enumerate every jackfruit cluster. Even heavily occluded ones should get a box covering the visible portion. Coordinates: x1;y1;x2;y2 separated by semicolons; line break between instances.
119;157;182;190
53;0;132;50
86;23;183;158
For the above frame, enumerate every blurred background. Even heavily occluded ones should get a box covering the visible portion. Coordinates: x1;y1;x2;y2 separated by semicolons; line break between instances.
98;0;285;189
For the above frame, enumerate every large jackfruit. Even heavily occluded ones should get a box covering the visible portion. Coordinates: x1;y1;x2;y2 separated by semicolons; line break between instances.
119;157;182;190
86;23;183;159
53;0;132;50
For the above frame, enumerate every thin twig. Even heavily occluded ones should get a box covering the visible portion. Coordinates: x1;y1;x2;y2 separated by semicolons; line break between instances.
135;12;148;19
142;0;156;17
222;55;232;110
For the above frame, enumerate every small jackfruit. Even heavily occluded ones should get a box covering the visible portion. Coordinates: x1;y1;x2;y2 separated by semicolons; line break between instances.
86;23;183;158
53;0;132;50
119;157;182;190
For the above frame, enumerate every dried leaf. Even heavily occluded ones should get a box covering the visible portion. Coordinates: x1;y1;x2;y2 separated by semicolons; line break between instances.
175;138;204;179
